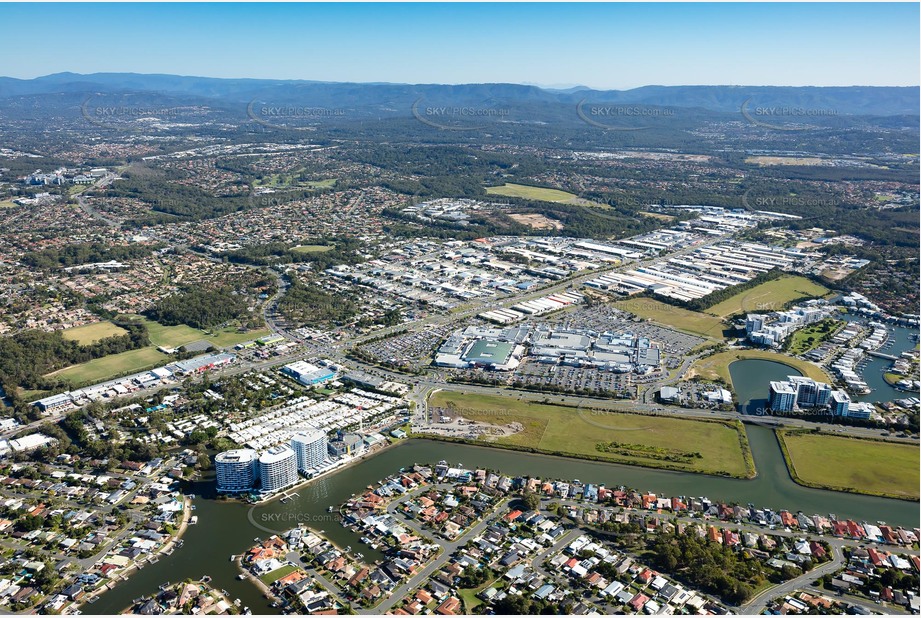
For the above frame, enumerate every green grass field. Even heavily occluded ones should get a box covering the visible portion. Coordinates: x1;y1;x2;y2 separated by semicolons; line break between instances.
486;183;578;203
254;170;335;190
777;431;920;500
60;321;128;345
427;391;752;477
47;347;169;385
0;200;17;209
291;244;333;254
258;564;300;585
46;316;270;386
121;315;269;349
688;349;830;384
615;297;726;339
705;276;830;318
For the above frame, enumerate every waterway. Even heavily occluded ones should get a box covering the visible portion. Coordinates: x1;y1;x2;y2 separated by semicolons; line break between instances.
93;361;920;615
841;317;919;403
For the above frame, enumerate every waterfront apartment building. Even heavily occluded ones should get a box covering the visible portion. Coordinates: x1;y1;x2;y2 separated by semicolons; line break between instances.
215;449;259;493
789;376;832;408
258;445;298;494
769;376;852;417
291;429;329;474
829;390;851;417
768;381;796;412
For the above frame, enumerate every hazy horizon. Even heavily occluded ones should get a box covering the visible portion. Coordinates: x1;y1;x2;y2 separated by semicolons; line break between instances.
1;3;918;89
6;71;920;90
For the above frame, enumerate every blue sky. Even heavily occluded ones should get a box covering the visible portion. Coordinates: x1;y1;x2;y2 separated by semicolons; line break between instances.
1;3;918;88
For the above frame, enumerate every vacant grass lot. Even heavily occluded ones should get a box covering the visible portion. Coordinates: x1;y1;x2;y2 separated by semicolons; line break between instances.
428;391;752;477
258;564;300;585
615;297;727;339
46;347;169;385
705;276;830;318
778;431;920;500
689;350;830;384
60;321;128;344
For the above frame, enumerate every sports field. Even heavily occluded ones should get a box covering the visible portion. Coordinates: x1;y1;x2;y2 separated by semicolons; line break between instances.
60;321;128;344
688;349;830;384
777;431;919;500
48;317;269;386
615;297;727;339
486;183;580;204
122;315;269;349
47;347;169;385
704;276;829;318
427;391;753;477
291;244;333;254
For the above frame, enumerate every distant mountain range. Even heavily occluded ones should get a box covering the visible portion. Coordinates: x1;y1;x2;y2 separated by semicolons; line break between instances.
0;73;917;117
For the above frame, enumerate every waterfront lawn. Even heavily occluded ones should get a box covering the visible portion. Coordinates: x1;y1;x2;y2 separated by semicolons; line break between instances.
259;564;300;585
688;349;830;385
427;391;752;477
705;276;830;318
60;321;128;345
615;298;727;339
777;431;920;500
46;347;169;385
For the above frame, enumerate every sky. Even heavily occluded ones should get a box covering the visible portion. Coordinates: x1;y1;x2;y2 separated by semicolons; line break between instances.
1;3;918;89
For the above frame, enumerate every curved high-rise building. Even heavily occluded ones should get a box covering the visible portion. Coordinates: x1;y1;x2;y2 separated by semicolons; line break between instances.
291;429;329;473
215;449;258;493
258;445;298;494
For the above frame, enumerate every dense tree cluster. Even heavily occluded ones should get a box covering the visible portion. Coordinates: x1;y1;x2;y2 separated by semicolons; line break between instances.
21;242;161;270
0;322;148;390
219;236;366;270
277;276;358;328
145;286;249;330
647;532;767;604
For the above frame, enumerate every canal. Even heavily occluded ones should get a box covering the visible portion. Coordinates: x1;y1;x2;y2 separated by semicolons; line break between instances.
844;318;919;404
92;360;920;615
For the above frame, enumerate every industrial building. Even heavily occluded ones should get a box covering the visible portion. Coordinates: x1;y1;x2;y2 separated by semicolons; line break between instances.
215;449;259;493
168;353;235;375
584;240;814;303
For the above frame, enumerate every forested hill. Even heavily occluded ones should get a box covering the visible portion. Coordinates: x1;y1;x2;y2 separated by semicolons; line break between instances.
0;73;917;116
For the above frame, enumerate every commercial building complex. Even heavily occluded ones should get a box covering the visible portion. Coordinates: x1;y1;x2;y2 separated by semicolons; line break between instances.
282;360;336;386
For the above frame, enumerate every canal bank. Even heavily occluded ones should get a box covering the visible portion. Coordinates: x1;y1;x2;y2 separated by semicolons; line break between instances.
90;356;919;614
91;437;920;615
